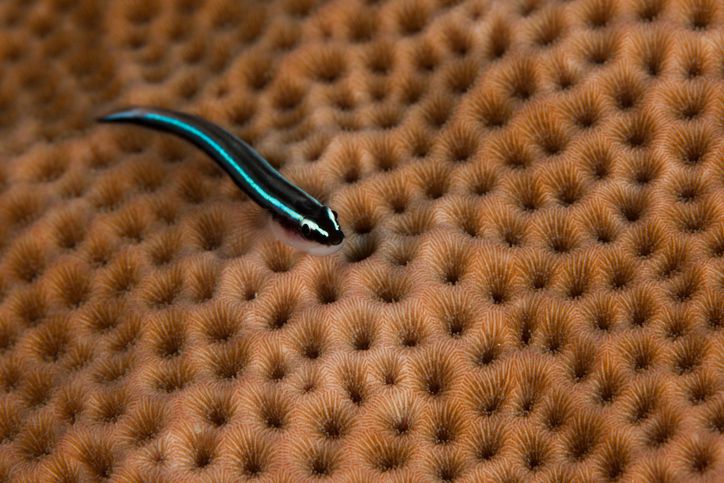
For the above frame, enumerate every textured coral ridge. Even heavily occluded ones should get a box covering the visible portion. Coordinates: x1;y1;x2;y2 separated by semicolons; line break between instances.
0;0;722;481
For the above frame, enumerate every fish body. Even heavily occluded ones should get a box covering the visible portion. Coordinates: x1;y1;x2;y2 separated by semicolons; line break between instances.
99;107;344;255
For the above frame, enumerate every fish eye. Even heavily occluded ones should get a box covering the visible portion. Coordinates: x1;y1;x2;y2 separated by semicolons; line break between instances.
301;222;312;237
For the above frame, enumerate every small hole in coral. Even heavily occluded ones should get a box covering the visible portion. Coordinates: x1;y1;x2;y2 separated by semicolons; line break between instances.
646;410;679;447
345;235;377;263
636;0;665;22
687;0;716;30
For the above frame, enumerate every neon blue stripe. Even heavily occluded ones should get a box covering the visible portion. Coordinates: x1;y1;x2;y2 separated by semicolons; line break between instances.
142;112;304;223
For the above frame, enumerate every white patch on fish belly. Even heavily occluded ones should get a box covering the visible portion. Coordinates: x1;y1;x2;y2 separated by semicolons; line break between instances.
268;217;342;256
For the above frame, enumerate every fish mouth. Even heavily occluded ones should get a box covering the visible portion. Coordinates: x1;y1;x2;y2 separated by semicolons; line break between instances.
329;231;345;246
269;218;344;256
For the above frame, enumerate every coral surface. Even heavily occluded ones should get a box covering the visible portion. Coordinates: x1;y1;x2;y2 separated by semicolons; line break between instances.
0;0;722;481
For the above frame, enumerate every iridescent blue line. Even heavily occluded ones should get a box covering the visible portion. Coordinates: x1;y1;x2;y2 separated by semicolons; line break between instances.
107;110;304;223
